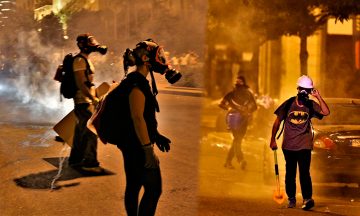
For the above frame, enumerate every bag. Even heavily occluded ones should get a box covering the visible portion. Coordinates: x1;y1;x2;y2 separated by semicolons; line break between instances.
226;112;250;130
55;53;90;99
87;82;120;144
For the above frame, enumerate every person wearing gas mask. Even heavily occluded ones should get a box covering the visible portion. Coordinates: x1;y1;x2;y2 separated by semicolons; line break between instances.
68;33;107;173
270;75;330;210
102;39;181;216
218;76;257;170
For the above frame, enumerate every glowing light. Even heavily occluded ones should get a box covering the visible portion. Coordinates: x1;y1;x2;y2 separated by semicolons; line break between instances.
38;28;42;32
63;35;69;39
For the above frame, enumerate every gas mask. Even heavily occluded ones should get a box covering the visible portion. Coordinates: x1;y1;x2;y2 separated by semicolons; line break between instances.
136;40;182;84
81;35;107;55
297;88;312;102
235;83;244;89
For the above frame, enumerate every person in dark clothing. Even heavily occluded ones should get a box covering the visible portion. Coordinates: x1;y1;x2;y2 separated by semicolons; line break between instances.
106;40;173;216
270;75;330;210
218;76;257;170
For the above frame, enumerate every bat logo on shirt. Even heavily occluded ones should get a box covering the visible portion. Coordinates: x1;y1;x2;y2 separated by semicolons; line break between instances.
288;111;309;124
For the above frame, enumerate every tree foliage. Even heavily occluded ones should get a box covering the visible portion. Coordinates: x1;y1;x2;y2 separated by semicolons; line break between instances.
0;11;38;55
38;12;64;47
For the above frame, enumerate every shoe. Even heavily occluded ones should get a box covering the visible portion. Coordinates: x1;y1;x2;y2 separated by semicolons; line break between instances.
224;162;235;169
68;161;82;168
82;166;105;173
55;136;64;142
287;197;296;208
240;160;247;170
302;198;315;210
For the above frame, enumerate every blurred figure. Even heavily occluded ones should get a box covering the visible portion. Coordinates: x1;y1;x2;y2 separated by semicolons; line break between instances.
218;76;257;170
270;75;330;210
180;53;188;71
171;54;179;67
28;52;48;101
189;52;198;66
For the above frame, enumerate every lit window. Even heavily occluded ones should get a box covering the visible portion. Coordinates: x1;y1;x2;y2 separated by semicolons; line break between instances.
1;9;10;11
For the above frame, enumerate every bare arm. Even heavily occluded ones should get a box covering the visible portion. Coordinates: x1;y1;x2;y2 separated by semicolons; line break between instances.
270;117;281;149
218;99;229;111
129;87;151;145
74;70;97;102
311;88;330;116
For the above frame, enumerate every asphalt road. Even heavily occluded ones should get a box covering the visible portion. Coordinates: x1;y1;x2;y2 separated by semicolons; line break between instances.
199;103;360;216
0;84;202;216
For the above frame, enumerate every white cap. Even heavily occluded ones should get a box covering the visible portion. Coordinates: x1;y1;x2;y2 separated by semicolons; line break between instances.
296;75;313;89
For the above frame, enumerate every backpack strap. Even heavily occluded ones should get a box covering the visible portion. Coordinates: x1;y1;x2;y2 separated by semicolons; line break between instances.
74;54;91;84
277;96;296;139
306;100;315;140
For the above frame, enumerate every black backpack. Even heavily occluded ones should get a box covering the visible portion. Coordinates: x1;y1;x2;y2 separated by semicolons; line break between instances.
276;96;314;139
60;53;90;99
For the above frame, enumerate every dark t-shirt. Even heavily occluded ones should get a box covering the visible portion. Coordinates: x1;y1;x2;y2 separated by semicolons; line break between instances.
275;98;323;150
223;87;257;112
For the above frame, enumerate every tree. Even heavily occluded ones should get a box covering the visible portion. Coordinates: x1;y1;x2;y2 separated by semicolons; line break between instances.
65;10;107;43
0;11;38;56
248;0;360;76
38;12;64;47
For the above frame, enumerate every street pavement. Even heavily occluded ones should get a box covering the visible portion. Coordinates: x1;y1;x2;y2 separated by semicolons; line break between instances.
0;74;203;216
199;98;360;216
2;73;360;216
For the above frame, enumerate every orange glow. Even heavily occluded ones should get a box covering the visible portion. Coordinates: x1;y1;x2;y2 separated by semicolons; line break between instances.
319;136;338;150
356;41;360;69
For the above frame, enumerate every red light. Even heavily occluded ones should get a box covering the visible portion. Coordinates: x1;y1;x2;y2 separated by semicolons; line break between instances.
319;136;338;150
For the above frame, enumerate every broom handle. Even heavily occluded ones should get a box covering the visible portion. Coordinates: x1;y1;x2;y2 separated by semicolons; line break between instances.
273;149;280;194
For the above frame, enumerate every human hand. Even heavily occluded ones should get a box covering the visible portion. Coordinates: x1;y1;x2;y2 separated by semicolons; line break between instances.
156;133;171;152
270;140;278;150
92;97;100;106
311;88;320;98
143;146;159;168
228;107;237;113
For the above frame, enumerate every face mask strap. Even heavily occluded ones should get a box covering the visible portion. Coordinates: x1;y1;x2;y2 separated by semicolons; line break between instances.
149;71;160;112
155;46;170;66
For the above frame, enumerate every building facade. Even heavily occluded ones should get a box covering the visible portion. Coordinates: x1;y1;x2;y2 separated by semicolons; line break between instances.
0;0;17;27
258;18;357;102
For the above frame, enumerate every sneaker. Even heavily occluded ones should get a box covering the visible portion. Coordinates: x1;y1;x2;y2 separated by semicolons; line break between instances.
240;160;247;170
224;162;235;169
287;197;296;208
302;198;315;210
82;166;105;173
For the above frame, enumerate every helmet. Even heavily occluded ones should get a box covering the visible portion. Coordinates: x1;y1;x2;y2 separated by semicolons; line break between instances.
296;75;313;89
